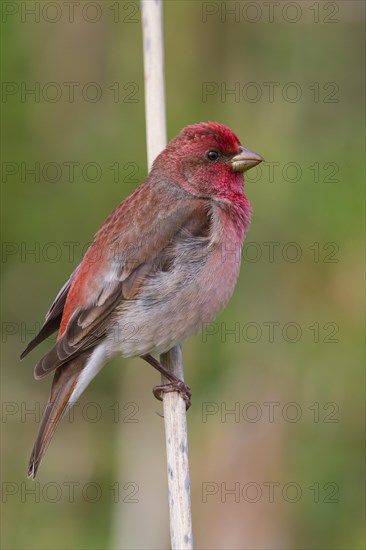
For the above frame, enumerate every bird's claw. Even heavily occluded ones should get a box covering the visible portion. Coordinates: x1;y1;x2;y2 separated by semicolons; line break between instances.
153;381;192;410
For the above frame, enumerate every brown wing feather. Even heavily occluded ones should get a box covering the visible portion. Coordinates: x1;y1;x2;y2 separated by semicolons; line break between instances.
34;280;123;379
33;200;212;380
28;350;93;478
20;266;79;359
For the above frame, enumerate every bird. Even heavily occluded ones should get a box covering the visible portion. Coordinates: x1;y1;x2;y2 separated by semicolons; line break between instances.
21;121;264;478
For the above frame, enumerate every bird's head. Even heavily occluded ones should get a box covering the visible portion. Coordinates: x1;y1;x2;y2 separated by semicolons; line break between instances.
154;121;264;201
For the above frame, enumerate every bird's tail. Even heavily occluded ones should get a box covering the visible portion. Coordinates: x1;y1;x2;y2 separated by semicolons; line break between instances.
28;347;105;478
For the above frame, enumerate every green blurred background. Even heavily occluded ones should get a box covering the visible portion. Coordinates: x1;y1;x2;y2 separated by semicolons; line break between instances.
1;1;364;548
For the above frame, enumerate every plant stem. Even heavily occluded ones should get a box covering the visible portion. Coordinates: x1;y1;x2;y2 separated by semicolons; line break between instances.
141;2;194;548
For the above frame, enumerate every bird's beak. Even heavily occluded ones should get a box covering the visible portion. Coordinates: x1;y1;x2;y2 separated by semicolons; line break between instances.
231;146;264;173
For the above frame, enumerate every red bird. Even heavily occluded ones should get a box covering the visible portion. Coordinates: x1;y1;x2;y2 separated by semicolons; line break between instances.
21;122;263;478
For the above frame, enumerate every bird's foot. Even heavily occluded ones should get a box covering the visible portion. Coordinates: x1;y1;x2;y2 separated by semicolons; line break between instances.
142;354;192;410
153;380;192;410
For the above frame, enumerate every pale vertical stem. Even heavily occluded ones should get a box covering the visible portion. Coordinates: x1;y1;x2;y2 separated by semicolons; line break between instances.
160;345;194;550
141;0;167;161
141;2;194;550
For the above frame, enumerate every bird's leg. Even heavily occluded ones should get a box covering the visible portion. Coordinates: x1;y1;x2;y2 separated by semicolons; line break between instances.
142;354;192;410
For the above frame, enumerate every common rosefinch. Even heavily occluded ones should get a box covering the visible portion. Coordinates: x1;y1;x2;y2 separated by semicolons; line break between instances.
21;122;263;478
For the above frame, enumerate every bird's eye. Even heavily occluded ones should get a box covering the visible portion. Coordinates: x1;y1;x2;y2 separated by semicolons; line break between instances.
206;150;219;161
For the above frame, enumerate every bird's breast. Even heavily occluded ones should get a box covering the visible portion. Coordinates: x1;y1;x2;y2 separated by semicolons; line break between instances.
108;206;247;358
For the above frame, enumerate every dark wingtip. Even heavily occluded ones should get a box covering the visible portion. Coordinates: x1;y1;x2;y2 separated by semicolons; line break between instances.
27;452;39;479
20;348;29;361
27;464;36;479
20;339;37;360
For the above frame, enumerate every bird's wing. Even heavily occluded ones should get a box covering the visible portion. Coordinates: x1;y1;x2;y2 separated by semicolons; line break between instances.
20;265;80;359
31;185;211;379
